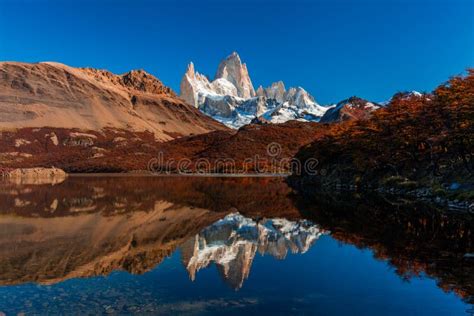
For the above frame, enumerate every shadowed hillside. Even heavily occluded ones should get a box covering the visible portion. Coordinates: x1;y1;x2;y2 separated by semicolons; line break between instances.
293;69;474;191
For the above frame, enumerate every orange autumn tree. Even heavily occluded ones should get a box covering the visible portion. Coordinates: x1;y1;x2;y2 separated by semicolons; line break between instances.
295;69;474;186
435;69;474;174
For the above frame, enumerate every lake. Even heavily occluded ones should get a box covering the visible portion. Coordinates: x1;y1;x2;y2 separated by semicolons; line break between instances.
0;175;472;315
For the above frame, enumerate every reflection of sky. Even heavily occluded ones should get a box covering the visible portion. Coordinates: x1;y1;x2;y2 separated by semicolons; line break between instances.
0;236;469;315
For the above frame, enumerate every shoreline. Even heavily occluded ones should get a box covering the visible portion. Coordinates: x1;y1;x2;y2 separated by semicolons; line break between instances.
3;168;472;212
287;176;474;214
68;172;290;178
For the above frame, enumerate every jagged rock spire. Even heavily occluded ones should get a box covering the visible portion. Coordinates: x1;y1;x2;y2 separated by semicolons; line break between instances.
215;52;255;98
185;62;195;79
179;52;329;128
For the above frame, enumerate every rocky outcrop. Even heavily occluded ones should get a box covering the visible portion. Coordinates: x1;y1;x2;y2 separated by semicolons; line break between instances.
320;96;381;123
250;116;270;125
4;167;67;185
199;95;238;117
215;52;256;99
239;96;268;116
180;62;213;107
80;67;176;96
263;86;328;124
121;69;176;96
256;81;286;103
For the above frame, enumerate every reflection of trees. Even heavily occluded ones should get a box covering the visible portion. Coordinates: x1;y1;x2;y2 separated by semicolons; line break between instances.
293;192;474;304
1;176;472;304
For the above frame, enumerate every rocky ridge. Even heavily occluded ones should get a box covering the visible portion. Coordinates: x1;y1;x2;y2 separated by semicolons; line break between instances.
0;61;226;141
320;96;381;123
180;52;329;128
2;167;67;185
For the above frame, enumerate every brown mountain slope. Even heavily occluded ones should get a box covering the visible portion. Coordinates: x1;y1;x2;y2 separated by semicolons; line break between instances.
0;121;329;172
0;62;226;141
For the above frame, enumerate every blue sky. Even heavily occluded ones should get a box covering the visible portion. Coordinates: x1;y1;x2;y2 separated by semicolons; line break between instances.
0;0;473;104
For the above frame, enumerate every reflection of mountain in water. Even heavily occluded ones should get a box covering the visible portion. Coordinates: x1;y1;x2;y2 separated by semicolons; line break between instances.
0;176;472;304
181;213;325;289
0;176;304;286
0;203;223;285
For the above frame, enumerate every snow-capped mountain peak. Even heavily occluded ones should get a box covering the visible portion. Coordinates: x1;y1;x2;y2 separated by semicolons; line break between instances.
258;81;286;103
409;90;423;97
185;61;195;79
379;90;427;106
215;52;255;99
180;52;330;128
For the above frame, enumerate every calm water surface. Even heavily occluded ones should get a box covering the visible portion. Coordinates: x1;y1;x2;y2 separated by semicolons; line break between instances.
0;175;472;315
